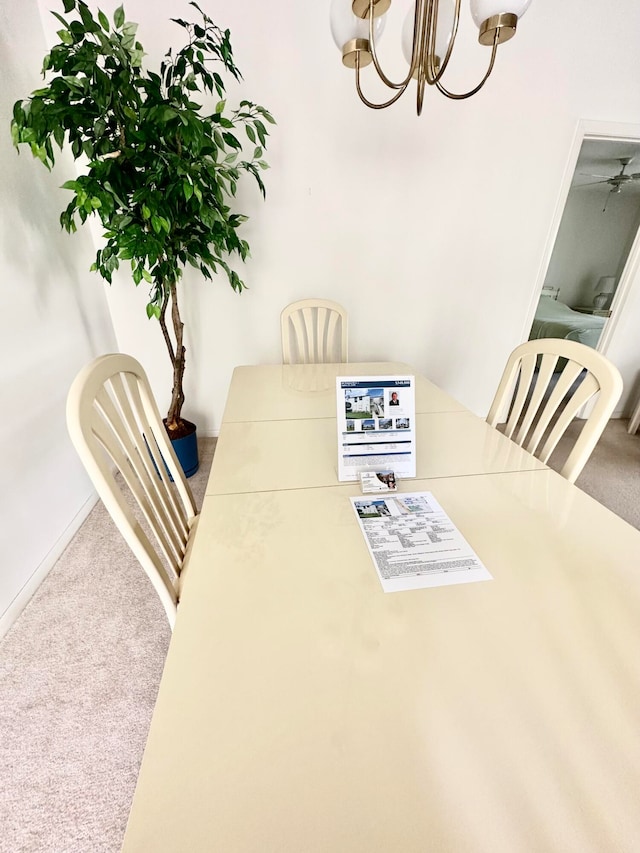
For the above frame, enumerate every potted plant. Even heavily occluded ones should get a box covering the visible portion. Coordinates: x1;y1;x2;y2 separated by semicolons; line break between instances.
11;0;274;476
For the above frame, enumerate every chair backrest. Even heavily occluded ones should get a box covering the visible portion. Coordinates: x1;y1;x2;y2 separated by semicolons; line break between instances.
486;338;623;484
281;298;348;364
66;354;198;628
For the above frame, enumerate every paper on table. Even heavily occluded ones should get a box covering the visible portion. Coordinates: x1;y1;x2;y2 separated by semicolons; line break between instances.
336;376;416;481
350;491;492;592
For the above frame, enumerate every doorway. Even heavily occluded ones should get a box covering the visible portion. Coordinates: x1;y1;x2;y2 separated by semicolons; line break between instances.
528;125;640;359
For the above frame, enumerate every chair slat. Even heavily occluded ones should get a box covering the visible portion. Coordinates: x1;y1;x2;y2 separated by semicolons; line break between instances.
326;311;340;362
504;353;537;438
315;306;328;362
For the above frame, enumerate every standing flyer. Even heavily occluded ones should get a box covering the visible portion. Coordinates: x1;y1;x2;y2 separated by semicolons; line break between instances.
336;376;416;482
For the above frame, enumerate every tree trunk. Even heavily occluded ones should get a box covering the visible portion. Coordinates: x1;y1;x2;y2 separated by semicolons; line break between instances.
165;280;186;432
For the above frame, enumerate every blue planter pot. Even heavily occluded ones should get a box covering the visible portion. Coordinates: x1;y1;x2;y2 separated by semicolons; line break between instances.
166;419;199;479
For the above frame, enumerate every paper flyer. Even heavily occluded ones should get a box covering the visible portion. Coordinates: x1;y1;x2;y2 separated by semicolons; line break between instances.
350;491;492;592
336;376;416;481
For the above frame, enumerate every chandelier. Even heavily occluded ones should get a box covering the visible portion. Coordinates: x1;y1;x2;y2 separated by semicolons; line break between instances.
330;0;532;115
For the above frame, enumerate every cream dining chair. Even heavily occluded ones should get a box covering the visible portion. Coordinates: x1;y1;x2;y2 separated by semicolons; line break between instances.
66;354;199;629
486;338;623;484
281;298;348;364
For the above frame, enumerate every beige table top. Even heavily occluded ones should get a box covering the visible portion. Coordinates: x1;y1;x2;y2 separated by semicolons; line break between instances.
221;362;465;422
206;410;546;495
123;469;640;853
122;364;640;852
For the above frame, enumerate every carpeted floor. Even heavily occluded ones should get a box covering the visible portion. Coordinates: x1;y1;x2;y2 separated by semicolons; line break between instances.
0;423;639;853
0;439;215;853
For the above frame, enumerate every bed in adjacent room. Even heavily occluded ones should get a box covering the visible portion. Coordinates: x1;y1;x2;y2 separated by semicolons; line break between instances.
529;294;606;349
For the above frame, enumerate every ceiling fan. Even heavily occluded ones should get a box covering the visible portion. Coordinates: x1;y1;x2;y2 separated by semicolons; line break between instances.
579;157;640;211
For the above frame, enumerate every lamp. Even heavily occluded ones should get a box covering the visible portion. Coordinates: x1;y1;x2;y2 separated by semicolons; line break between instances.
593;276;616;311
330;0;532;115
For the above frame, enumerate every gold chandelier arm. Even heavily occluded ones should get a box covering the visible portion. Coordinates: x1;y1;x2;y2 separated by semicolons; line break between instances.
434;29;499;99
416;65;426;116
355;51;410;109
426;0;462;84
368;0;421;90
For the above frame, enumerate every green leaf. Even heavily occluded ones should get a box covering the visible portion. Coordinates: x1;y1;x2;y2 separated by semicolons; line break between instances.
113;4;125;28
51;11;70;28
62;0;75;13
98;9;109;31
255;120;267;146
57;29;73;45
183;182;194;200
78;3;96;30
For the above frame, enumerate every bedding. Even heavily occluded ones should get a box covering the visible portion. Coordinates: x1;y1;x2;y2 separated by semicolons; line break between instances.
529;295;606;349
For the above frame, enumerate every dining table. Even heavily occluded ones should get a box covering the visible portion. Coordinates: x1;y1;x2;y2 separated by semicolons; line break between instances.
121;361;640;853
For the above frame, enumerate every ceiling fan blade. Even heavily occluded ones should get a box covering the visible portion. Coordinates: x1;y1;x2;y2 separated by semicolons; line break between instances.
577;180;610;187
578;172;613;179
631;173;640;180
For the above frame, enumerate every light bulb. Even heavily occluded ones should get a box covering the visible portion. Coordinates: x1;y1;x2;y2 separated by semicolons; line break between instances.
401;0;455;66
470;0;532;28
330;0;386;52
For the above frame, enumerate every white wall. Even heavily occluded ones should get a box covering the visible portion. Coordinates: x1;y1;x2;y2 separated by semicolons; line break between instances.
0;0;117;631
544;186;640;309
80;0;640;431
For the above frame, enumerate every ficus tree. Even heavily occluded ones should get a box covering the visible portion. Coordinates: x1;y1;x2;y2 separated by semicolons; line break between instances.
11;0;274;437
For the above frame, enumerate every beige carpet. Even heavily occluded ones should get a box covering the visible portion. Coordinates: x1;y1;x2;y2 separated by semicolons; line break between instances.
0;439;215;853
0;424;638;853
550;417;640;529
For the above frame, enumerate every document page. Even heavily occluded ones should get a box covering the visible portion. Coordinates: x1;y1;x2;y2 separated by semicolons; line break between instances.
336;376;416;481
350;491;492;592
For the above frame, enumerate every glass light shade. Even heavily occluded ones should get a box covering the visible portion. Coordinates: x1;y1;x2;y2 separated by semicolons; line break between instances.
594;276;616;294
470;0;532;28
330;0;386;51
401;0;455;66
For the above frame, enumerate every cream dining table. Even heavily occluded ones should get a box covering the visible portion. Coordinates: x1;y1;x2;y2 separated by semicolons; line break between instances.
121;363;640;853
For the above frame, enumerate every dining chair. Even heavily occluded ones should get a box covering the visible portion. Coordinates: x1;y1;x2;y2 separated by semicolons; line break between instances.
280;298;348;364
486;338;623;484
66;353;199;629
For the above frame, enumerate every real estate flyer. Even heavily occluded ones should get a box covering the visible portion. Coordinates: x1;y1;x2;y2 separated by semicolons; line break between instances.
350;491;493;592
336;375;416;481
